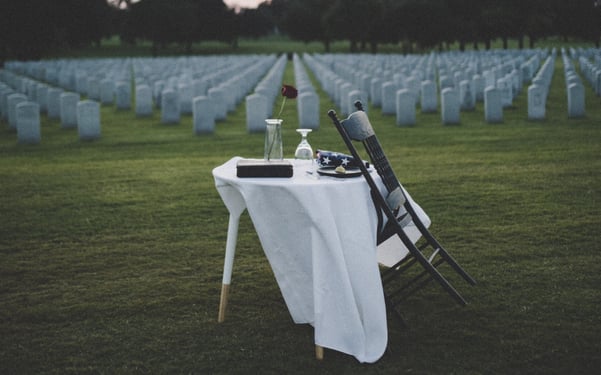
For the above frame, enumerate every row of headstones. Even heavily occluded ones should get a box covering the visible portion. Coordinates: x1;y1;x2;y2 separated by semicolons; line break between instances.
561;49;586;118
6;58;131;99
5;55;280;136
576;52;601;97
146;55;276;124
245;55;288;132
314;49;542;107
302;53;367;119
526;53;556;120
304;50;545;126
6;55;275;125
159;55;277;133
293;54;319;129
0;80;101;143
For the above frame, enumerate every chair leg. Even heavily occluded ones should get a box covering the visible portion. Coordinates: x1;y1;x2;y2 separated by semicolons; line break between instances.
218;283;230;323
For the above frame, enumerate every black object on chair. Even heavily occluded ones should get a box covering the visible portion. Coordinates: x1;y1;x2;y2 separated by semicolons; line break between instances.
327;102;476;321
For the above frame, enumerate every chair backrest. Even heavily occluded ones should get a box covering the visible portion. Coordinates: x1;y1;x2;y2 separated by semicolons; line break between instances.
338;109;406;214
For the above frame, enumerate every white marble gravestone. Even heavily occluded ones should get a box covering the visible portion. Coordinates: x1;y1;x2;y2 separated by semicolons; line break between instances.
567;82;585;119
36;84;48;113
245;93;269;133
370;78;383;107
87;78;101;101
135;85;152;117
396;89;415;126
60;92;80;129
0;88;15;121
439;75;454;90
459;80;475;111
472;74;485;102
298;91;319;129
16;101;41;144
115;81;131;110
7;93;28;131
441;87;460;125
381;82;396;115
484;87;503;123
161;89;180;124
497;78;513;108
77;100;101;140
178;83;193;115
420;80;437;113
46;87;64;120
153;80;165;108
208;87;227;121
527;84;546;120
100;79;115;105
193;96;215;135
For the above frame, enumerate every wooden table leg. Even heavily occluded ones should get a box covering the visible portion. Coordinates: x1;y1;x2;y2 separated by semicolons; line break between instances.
315;345;324;360
218;283;230;323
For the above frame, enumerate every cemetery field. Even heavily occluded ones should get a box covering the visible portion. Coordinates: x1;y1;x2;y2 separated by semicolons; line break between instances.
1;56;601;374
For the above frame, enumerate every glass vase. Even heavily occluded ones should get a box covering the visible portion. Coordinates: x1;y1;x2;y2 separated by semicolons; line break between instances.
264;119;283;161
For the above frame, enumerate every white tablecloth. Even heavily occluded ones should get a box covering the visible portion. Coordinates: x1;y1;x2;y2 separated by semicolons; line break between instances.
212;157;430;363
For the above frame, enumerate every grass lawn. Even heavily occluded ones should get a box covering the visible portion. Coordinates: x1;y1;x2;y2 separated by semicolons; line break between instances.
1;47;600;374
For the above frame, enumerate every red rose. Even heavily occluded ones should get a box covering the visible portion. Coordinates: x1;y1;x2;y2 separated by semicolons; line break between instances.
281;84;298;99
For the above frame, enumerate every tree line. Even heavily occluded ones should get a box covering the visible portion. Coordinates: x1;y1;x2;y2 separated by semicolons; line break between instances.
1;0;600;61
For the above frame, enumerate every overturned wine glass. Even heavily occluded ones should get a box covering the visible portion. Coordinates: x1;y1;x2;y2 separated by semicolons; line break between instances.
294;129;313;160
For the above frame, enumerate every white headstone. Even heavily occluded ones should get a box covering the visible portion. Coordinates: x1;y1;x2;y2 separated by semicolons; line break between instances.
161;89;180;124
420;80;437;113
193;96;215;135
472;74;485;102
87;78;101;101
100;79;115;105
370;78;382;107
77;100;101;140
60;92;80;129
567;82;585;118
245;93;269;133
115;81;131;110
527;84;546;120
7;93;28;131
441;87;460;125
439;75;454;90
298;91;319;129
1;88;15;121
153;80;165;108
381;82;396;115
135;85;152;117
16;101;41;144
497;78;513;108
396;89;415;126
459;80;475;111
178;83;193;115
208;87;227;121
47;87;64;120
36;84;48;113
484;86;503;123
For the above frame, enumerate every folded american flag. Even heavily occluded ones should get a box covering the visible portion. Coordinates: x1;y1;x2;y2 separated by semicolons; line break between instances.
316;150;369;169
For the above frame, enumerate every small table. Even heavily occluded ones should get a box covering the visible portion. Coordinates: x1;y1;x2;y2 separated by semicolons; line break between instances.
212;157;430;363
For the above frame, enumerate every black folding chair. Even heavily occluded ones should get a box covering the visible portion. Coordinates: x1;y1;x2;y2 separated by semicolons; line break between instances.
328;102;476;321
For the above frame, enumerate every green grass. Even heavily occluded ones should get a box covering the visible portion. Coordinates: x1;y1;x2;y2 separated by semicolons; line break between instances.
1;51;600;374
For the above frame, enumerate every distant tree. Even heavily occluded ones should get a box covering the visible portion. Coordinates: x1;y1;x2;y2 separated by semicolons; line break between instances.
236;3;274;39
322;0;386;52
278;0;331;51
0;0;110;61
555;0;601;46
